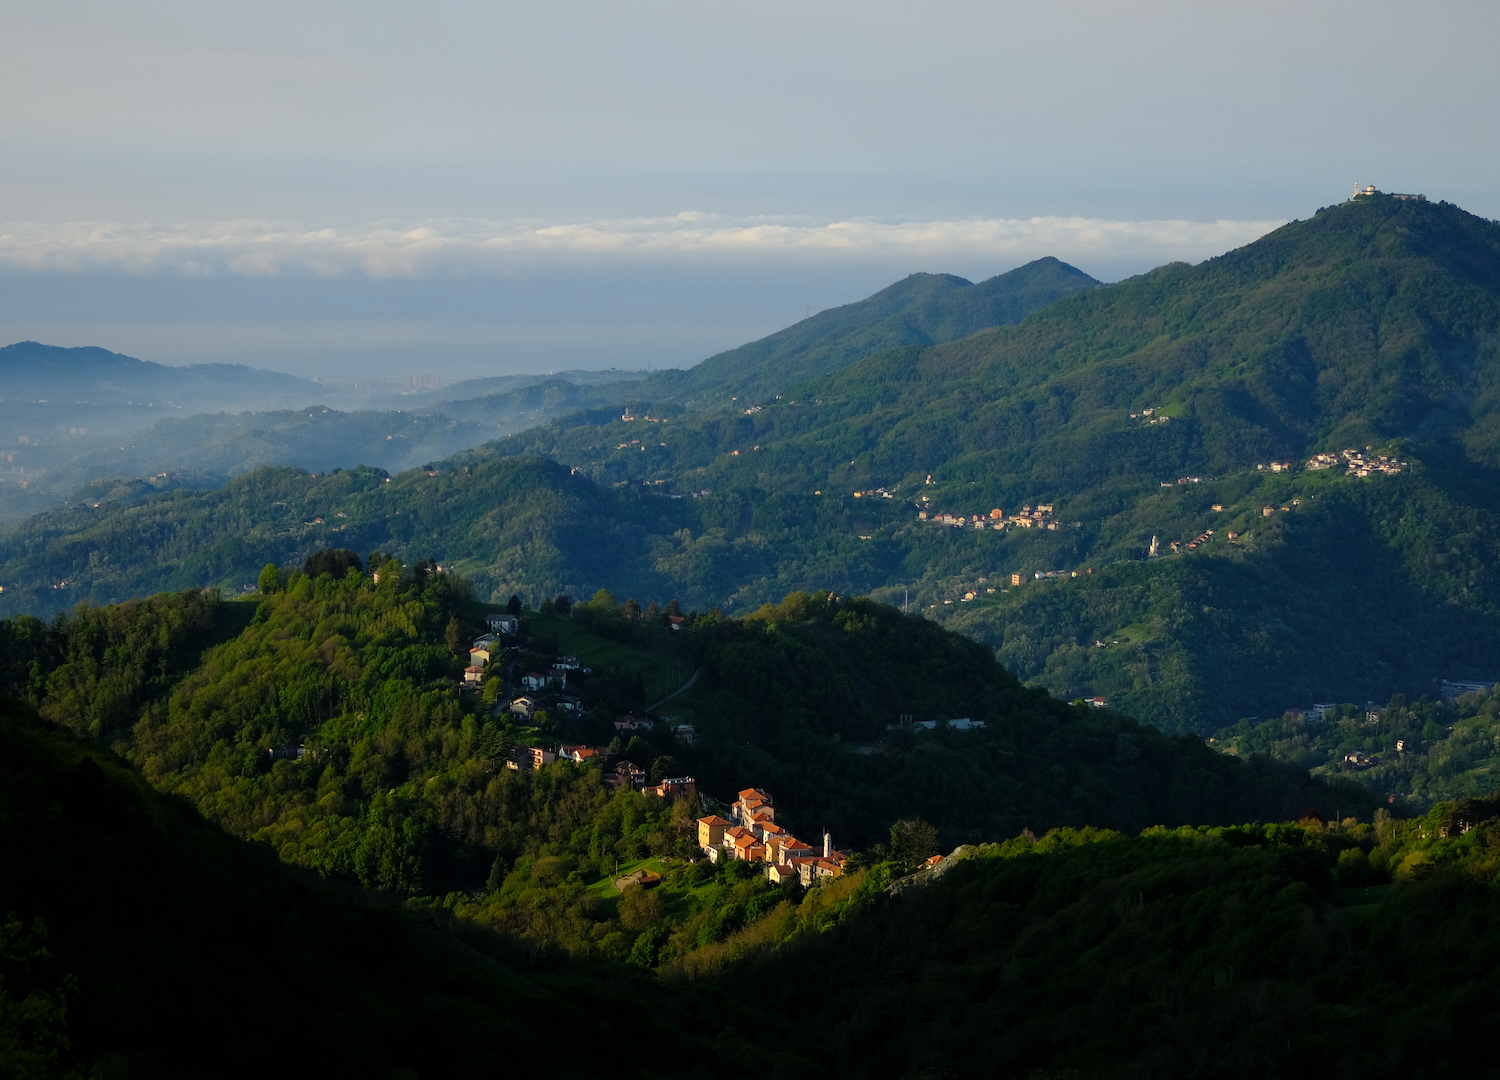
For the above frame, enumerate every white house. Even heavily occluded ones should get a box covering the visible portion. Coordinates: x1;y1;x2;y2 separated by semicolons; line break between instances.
485;614;520;635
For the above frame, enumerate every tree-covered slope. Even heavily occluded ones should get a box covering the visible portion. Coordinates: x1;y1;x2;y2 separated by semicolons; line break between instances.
625;256;1100;407
1;582;1366;886
713;811;1500;1079
0;692;703;1079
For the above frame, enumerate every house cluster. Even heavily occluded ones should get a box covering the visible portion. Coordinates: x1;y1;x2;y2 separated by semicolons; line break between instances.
1031;569;1076;580
506;740;697;800
852;487;894;498
696;787;848;887
1175;528;1215;553
1258;461;1295;473
919;503;1057;531
1131;407;1170;426
1305;448;1403;476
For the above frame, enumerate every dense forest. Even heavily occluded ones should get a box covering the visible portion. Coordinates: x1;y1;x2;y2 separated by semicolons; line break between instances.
1215;684;1500;807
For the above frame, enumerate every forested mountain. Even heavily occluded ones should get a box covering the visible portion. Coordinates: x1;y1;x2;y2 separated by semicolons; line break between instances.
4;195;1496;733
457;194;1500;727
618;256;1100;406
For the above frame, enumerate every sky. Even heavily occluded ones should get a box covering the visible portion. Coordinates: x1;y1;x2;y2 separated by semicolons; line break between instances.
1;0;1496;381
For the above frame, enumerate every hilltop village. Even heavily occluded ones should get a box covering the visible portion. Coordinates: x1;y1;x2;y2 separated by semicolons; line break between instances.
913;444;1404;537
918;502;1061;530
898;438;1413;614
1306;447;1404;476
696;787;849;887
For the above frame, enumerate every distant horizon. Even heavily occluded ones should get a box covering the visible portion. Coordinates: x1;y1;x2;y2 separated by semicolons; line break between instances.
3;0;1492;381
0;224;1274;382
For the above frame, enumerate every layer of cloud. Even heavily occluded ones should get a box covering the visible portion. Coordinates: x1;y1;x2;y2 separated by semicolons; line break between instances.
0;213;1285;279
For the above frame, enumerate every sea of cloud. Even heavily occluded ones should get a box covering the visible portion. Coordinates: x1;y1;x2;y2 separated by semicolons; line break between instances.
0;212;1284;279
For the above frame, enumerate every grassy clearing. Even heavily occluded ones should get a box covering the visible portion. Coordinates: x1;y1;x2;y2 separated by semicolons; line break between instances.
587;856;675;896
533;613;695;703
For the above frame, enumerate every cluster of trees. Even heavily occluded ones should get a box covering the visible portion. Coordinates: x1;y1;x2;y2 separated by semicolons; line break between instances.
1217;686;1500;810
0;694;707;1079
707;800;1500;1077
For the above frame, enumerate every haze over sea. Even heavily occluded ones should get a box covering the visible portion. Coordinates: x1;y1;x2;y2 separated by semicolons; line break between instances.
2;0;1495;381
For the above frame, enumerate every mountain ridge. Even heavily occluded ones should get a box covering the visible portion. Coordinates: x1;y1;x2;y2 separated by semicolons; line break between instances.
3;197;1498;732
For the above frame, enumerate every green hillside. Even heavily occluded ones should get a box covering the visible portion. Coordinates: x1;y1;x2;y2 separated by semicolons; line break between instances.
0;580;1365;894
709;810;1500;1078
2;196;1498;733
0;692;704;1078
624;256;1100;406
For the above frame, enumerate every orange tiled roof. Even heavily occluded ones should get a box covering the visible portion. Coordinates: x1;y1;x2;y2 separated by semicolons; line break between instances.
698;815;732;826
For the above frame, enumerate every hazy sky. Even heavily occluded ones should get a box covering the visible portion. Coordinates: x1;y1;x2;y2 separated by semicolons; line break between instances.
2;0;1495;380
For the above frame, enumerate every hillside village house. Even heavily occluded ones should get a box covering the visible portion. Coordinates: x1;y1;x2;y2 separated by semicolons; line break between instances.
484;613;520;635
463;665;484;685
505;746;556;771
645;776;697;799
508;696;537;719
697;815;732;850
606;760;646;791
470;633;500;660
522;670;564;691
613;715;653;735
